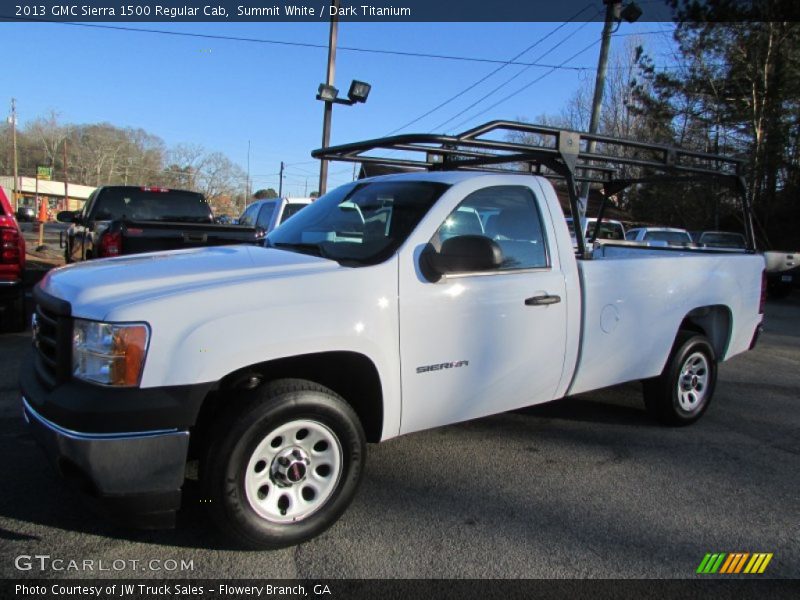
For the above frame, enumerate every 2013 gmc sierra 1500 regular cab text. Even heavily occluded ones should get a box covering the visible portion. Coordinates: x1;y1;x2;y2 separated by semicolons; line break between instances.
20;122;765;549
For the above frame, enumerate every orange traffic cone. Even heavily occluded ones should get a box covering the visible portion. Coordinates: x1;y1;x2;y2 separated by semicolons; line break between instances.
38;198;48;222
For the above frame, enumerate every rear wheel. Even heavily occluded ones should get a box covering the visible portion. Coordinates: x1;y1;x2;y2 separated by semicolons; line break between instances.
643;331;717;426
203;379;366;549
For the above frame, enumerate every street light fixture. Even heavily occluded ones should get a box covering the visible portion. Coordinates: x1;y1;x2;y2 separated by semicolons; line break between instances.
317;77;371;195
316;79;371;106
347;80;371;104
620;1;643;24
317;83;339;103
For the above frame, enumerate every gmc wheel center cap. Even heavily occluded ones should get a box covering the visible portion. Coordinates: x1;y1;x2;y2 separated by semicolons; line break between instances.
271;448;311;487
287;462;306;482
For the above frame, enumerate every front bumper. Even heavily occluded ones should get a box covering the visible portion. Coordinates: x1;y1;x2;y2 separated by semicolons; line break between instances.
22;286;218;527
22;395;189;528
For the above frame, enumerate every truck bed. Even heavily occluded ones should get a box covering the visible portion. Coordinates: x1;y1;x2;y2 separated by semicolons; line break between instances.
118;219;260;254
567;244;764;395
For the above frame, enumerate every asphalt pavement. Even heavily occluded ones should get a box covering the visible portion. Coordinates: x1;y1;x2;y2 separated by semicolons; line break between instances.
0;293;797;579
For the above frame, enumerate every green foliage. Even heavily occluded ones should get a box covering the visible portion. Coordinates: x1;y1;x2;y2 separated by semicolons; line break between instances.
253;188;278;199
631;0;800;247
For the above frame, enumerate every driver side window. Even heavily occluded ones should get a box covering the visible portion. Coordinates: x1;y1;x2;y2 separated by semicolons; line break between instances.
433;185;549;271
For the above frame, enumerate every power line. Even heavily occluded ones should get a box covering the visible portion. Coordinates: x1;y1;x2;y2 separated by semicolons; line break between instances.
283;160;319;166
4;16;674;72
442;27;682;133
431;18;600;133
4;16;613;70
448;38;602;133
384;3;597;136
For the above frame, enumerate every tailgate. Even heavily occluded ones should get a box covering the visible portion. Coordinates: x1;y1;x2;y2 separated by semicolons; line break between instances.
120;221;259;254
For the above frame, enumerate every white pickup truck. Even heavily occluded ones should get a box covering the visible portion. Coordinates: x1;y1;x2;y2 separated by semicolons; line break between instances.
21;123;766;549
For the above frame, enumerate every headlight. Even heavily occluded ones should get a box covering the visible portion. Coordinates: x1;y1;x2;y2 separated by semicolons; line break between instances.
72;319;150;386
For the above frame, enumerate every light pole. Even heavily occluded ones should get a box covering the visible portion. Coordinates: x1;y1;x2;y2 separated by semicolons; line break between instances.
318;0;339;197
9;98;19;211
317;0;371;196
578;0;642;218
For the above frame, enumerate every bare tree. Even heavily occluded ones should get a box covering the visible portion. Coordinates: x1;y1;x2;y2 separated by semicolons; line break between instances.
26;110;66;168
195;151;246;201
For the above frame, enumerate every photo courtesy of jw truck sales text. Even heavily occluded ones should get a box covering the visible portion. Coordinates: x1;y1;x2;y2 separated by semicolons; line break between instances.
20;122;765;549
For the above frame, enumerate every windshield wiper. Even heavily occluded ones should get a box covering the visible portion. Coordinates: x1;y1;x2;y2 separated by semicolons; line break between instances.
270;241;328;259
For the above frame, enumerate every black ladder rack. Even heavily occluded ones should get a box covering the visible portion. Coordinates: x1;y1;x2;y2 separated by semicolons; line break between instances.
312;120;754;256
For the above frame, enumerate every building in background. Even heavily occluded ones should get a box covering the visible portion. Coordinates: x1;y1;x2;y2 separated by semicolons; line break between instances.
0;176;95;213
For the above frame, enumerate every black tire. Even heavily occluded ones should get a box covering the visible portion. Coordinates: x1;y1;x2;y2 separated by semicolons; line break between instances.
2;295;26;333
643;331;717;426
203;378;366;549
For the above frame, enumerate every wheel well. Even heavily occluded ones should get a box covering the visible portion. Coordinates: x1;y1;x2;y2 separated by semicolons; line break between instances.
190;352;384;457
679;305;732;359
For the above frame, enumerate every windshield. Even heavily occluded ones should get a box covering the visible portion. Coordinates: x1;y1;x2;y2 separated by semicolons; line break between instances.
587;221;624;240
565;218;624;241
266;180;449;266
92;187;212;223
280;202;309;224
644;230;691;244
700;232;746;248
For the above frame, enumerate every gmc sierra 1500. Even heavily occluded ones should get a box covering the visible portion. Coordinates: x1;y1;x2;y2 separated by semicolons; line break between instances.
21;122;764;549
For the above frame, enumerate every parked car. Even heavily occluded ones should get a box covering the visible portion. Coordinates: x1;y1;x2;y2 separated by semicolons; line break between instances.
764;250;798;298
0;188;25;331
16;205;35;222
20;123;765;549
239;197;313;235
625;227;693;246
566;217;626;244
693;233;793;297
698;231;747;249
58;186;261;262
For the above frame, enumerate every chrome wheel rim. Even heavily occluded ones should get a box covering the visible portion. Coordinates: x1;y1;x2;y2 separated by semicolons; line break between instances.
244;419;342;524
677;351;709;412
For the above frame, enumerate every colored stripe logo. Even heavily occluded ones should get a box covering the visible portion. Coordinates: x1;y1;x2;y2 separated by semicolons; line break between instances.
697;553;773;574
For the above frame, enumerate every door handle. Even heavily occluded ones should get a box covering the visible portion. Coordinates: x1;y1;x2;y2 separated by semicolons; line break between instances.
525;294;561;306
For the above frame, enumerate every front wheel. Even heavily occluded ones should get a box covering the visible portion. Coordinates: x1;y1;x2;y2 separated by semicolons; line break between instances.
643;332;717;426
203;379;366;549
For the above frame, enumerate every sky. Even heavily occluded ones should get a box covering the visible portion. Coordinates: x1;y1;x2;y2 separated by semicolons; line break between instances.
0;15;675;198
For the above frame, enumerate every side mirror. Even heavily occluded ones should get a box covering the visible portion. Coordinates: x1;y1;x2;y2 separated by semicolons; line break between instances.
56;211;77;224
421;235;503;282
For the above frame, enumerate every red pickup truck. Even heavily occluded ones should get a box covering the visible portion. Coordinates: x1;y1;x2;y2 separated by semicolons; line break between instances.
0;188;26;331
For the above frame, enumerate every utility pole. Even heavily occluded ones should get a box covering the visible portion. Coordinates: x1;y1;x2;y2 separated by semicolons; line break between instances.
579;0;620;219
245;139;251;213
63;138;69;212
318;0;340;197
10;99;19;211
36;171;44;248
304;178;308;197
279;161;284;197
